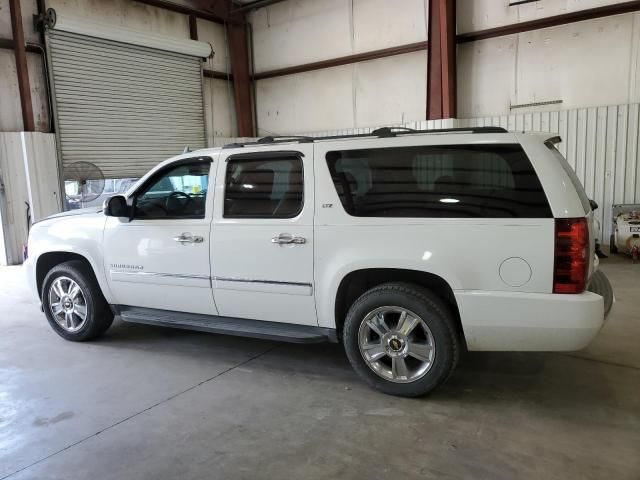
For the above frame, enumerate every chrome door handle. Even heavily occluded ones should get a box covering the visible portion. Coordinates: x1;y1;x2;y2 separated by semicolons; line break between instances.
173;233;204;244
271;233;306;245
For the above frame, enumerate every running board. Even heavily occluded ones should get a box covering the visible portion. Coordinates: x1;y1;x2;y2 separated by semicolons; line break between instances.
114;306;337;344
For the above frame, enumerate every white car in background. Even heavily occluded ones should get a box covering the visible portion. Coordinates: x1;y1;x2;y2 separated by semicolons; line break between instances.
25;127;613;397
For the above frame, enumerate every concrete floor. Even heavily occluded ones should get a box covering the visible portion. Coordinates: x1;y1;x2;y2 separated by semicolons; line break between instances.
1;257;639;480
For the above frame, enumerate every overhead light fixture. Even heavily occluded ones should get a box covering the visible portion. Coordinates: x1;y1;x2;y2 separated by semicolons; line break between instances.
439;198;459;203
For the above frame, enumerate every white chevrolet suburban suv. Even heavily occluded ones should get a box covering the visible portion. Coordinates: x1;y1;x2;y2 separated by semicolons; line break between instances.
25;127;613;397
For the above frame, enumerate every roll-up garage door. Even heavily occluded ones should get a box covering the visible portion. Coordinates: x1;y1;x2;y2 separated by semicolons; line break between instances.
46;21;211;179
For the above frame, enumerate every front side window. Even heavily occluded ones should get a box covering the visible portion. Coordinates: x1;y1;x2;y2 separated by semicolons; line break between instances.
134;160;210;219
326;144;552;218
224;155;303;218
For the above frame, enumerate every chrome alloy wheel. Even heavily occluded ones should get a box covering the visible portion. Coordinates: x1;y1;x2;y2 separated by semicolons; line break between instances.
358;306;435;383
48;276;88;332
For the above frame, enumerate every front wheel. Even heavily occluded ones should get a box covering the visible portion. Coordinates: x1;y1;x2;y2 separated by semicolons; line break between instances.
343;283;460;397
42;260;114;341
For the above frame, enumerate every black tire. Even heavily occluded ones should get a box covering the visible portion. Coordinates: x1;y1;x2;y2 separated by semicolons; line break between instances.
42;260;113;341
343;282;460;397
588;270;614;317
609;234;618;254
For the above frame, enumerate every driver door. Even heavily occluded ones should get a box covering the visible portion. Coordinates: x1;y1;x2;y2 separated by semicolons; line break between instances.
103;156;217;315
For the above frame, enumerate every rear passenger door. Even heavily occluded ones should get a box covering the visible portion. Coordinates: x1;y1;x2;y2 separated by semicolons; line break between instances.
210;146;317;326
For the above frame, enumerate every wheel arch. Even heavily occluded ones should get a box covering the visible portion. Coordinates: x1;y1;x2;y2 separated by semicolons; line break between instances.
36;251;98;300
333;268;464;345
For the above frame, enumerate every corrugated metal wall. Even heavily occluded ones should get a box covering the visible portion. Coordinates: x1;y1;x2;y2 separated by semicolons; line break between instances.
459;105;640;240
216;103;640;240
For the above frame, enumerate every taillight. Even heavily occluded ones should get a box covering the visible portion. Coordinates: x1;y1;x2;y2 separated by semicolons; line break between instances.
553;218;589;294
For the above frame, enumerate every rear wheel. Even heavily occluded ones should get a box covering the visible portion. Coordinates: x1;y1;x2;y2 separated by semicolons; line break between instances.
42;260;113;341
343;282;460;397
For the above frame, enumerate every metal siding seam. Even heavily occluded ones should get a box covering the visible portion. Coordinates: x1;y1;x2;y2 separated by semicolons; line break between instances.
524;113;533;132
532;112;541;132
566;109;577;171
550;111;559;135
628;104;640;202
593;106;608;236
576;108;587;185
614;105;628;205
601;106;617;237
585;107;597;200
558;110;568;157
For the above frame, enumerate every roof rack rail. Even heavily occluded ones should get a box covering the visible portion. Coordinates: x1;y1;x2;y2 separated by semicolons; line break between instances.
257;135;314;144
223;125;508;148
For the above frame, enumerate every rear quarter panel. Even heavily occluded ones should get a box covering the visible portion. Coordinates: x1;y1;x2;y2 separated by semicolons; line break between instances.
312;134;555;329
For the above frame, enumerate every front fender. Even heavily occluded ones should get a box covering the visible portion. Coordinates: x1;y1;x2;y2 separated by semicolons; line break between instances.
28;214;113;303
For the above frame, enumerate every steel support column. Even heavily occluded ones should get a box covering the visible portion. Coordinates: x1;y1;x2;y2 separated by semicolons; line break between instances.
9;0;35;131
427;0;456;120
227;22;255;137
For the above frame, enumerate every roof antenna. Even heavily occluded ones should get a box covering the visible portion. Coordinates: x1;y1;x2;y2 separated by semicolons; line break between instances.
182;146;191;154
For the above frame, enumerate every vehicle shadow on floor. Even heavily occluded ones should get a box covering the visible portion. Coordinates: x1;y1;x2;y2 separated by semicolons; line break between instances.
95;319;629;414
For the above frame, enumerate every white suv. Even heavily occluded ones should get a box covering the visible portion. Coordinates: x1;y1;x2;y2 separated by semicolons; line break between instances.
25;127;612;397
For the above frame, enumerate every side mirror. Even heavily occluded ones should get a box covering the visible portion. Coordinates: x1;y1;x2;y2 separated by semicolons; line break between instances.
104;195;130;219
589;199;598;211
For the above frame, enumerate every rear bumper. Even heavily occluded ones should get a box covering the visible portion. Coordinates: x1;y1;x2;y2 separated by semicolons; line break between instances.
455;289;605;351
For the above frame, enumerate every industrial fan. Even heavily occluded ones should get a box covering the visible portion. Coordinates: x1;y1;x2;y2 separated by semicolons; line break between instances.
64;161;105;210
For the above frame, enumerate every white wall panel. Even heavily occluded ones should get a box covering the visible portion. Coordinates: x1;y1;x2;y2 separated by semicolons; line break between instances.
256;65;354;134
0;133;28;265
352;0;426;53
251;0;353;71
204;77;237;143
516;16;632;108
354;52;427;127
21;132;61;221
457;0;627;34
459;14;638;118
0;132;58;265
197;18;230;73
0;50;21;132
457;36;516;117
629;13;640;104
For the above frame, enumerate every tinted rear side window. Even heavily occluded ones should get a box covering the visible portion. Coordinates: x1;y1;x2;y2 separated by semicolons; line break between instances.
326;144;552;218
